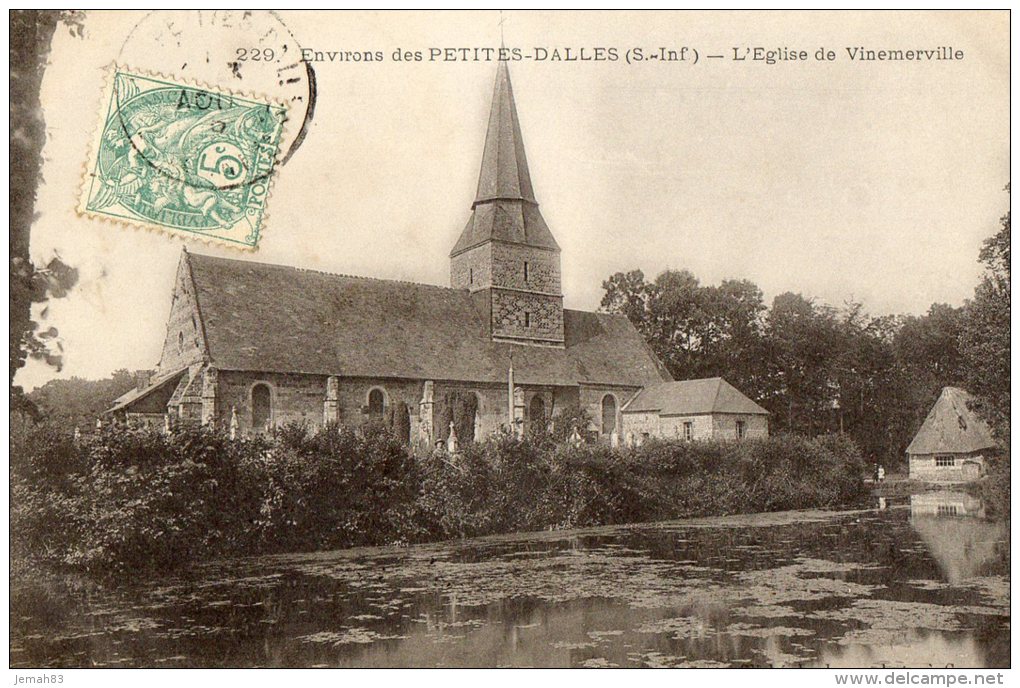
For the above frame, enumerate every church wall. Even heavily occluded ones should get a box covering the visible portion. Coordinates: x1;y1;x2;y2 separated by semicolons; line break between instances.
219;372;428;435
551;386;580;413
157;258;207;375
491;289;564;342
433;383;567;438
212;370;586;444
216;371;329;434
622;412;714;440
450;244;492;291
490;243;560;294
580;386;641;438
333;377;423;428
433;381;506;440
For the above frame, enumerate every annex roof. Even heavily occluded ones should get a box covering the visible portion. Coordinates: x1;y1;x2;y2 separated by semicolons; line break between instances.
621;377;768;416
107;368;187;414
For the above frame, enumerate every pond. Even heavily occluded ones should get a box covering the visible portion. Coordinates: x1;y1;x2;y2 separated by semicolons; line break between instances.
10;491;1009;668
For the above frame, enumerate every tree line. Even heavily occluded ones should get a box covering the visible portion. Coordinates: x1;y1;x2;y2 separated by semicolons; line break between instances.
600;190;1010;465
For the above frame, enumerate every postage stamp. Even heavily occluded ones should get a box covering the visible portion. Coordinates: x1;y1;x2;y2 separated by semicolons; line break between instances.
79;66;288;249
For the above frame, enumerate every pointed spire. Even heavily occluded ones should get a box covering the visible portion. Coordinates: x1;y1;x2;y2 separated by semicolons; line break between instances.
451;61;559;258
474;60;536;207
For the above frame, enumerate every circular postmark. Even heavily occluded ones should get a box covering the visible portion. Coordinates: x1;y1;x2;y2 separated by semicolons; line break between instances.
117;10;315;163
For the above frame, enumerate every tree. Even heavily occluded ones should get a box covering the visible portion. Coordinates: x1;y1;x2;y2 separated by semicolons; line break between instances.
436;392;478;444
894;303;965;391
600;268;767;385
599;270;650;334
760;293;841;435
11;12;81;394
959;188;1010;443
699;279;767;394
390;401;411;446
27;370;137;433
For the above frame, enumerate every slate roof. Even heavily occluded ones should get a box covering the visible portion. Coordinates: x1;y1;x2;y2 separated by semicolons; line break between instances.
451;199;558;256
185;252;671;388
906;387;998;455
474;60;536;206
621;377;768;416
451;61;559;256
108;367;187;413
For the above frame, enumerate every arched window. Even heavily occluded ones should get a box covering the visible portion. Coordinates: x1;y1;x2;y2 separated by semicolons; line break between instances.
601;394;617;435
367;388;385;419
252;383;272;432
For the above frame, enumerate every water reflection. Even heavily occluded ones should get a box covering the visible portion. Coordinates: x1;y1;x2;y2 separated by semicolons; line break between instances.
911;491;986;518
910;492;1007;583
10;501;1009;668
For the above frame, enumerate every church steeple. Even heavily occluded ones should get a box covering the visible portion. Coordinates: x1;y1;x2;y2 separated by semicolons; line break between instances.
451;61;564;347
474;59;536;206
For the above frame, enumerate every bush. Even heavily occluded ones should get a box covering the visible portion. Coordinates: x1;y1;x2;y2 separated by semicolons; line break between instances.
11;420;868;578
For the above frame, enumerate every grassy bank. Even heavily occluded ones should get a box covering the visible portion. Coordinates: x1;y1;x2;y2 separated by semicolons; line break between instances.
11;422;868;578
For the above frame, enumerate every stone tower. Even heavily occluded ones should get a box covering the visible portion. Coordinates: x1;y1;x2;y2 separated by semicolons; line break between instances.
450;61;564;347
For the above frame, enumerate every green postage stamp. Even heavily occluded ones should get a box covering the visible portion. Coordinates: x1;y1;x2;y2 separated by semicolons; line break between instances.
80;66;288;249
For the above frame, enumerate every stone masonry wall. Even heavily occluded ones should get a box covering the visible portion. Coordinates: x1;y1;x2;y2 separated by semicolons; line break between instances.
621;413;769;441
711;414;769;440
491;243;560;294
579;386;641;438
157;259;206;374
491;289;564;342
909;452;987;482
451;243;561;295
450;244;492;291
622;412;714;440
216;371;329;434
215;372;568;442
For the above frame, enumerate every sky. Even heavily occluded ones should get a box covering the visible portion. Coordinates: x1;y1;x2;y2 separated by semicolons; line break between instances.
16;10;1010;390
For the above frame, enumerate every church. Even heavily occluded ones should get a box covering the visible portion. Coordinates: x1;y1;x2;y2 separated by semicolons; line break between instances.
109;61;767;446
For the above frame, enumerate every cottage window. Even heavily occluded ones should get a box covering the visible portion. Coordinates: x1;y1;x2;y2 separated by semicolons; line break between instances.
736;420;746;440
524;311;531;328
252;383;272;432
368;388;386;419
683;421;693;441
937;504;959;516
601;394;617;435
935;455;955;467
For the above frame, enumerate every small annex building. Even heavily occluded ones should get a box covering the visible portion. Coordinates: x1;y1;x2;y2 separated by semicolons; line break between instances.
620;377;769;442
906;387;998;483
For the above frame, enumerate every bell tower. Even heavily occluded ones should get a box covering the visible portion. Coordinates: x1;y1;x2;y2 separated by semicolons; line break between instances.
450;60;564;347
